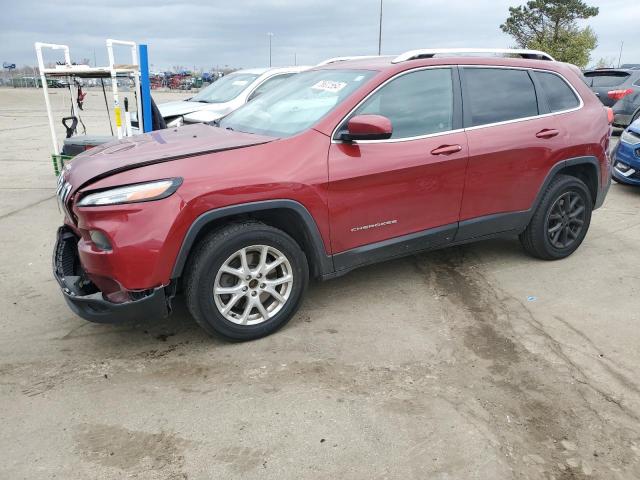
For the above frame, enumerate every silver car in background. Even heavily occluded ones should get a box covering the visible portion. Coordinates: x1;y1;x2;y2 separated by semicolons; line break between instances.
156;66;309;127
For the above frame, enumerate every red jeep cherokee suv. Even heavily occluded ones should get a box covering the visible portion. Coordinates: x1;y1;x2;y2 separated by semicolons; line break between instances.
54;48;611;340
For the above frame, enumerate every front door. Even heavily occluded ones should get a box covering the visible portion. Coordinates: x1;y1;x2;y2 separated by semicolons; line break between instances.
328;67;468;263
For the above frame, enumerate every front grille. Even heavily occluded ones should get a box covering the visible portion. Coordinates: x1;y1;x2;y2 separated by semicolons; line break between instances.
55;176;74;221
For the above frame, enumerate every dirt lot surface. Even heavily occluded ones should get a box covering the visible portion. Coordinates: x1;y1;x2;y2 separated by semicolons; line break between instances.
1;87;639;479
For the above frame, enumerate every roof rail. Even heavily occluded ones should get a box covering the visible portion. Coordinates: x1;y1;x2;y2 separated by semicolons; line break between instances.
391;48;555;64
316;55;385;66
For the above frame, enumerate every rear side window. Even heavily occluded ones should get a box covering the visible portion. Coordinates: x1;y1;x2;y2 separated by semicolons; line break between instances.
353;68;453;139
463;68;538;127
583;71;630;87
535;71;580;112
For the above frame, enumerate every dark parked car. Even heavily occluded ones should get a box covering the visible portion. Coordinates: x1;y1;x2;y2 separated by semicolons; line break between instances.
54;48;612;340
613;119;640;185
583;68;640;128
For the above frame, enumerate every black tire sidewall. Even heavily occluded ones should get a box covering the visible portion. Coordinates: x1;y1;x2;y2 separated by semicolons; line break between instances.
539;178;592;259
188;226;308;341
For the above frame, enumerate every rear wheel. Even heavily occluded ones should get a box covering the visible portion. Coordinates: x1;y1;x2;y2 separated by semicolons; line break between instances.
185;222;308;340
519;175;592;260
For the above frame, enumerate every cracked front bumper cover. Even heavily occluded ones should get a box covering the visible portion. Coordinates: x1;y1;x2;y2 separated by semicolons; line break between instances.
53;226;169;324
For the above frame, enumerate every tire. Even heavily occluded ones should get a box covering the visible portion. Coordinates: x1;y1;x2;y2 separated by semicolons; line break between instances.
184;222;309;341
519;174;593;260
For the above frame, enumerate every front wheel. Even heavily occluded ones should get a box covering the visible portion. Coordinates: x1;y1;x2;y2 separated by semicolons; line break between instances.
519;174;593;260
185;222;308;340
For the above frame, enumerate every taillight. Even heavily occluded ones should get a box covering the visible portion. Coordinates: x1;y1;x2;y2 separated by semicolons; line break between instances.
607;88;633;101
606;107;614;124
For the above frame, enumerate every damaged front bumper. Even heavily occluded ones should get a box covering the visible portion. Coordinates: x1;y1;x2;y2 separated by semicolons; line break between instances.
53;226;170;324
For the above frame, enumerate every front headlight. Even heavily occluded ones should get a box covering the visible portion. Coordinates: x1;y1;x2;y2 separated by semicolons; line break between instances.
621;129;640;145
77;178;182;207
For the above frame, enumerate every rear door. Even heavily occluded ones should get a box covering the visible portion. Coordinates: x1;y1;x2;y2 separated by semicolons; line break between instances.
458;66;565;235
328;67;467;255
583;70;631;106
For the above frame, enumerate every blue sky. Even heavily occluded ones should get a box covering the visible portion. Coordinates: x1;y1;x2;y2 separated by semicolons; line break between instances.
1;0;638;70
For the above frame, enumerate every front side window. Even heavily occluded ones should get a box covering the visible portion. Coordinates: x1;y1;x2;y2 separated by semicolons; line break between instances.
464;68;539;127
535;71;580;112
219;69;375;137
190;73;260;103
344;68;453;139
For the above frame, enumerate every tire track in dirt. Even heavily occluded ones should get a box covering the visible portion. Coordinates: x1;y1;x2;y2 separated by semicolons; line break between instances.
412;247;640;479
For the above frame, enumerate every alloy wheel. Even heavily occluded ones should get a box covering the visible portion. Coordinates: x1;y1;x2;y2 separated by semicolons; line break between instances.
213;245;294;325
546;191;586;249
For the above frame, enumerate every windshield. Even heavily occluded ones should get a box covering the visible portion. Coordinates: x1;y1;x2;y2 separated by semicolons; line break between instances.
190;73;260;103
219;69;375;137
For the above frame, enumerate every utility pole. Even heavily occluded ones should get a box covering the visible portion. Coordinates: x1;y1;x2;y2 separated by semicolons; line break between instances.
378;0;383;55
617;40;624;68
267;32;274;67
294;53;297;66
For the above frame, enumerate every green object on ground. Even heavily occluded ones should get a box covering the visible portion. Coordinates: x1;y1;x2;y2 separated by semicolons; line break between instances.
52;154;73;176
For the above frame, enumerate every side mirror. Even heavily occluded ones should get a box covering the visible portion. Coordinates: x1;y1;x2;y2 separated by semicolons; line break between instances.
341;114;392;142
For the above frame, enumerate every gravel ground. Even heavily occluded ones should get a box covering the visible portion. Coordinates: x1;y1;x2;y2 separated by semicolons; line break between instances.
0;87;639;480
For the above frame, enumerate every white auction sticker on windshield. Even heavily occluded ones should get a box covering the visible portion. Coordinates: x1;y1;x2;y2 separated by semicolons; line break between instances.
232;80;248;86
311;80;347;93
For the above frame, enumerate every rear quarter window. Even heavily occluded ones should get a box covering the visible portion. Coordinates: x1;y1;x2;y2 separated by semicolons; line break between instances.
535;71;580;112
463;68;539;127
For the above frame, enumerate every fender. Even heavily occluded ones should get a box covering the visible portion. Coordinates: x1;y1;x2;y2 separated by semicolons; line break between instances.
536;155;604;210
452;155;603;243
170;199;334;279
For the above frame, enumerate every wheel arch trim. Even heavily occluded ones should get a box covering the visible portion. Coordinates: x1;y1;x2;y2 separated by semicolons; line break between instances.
531;155;603;215
171;199;333;279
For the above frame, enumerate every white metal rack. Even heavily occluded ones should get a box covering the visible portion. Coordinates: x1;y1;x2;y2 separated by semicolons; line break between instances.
35;39;144;157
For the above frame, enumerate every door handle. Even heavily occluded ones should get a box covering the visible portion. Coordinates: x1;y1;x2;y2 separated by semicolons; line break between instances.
431;144;462;155
536;129;559;139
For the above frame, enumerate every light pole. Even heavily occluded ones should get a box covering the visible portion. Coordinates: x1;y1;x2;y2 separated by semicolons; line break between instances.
378;0;383;55
617;40;624;68
267;32;274;67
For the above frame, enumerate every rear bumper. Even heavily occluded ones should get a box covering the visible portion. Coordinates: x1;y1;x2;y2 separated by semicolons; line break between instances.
53;226;170;324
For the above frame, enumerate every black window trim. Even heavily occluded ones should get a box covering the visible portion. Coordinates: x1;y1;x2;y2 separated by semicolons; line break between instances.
331;65;464;144
460;65;584;131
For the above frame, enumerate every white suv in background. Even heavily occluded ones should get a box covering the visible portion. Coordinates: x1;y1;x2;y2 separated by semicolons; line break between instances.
155;66;309;127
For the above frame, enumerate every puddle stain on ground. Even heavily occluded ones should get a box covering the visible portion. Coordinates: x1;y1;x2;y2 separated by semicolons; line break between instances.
74;423;190;478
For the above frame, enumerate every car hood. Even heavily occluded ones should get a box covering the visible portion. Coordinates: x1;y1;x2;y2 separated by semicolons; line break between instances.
158;100;231;118
63;123;275;193
183;108;231;124
629;118;640;135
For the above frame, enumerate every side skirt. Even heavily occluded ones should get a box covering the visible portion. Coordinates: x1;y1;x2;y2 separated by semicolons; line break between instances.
323;210;530;280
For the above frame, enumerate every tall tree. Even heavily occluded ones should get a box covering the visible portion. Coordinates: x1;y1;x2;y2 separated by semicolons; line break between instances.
500;0;599;68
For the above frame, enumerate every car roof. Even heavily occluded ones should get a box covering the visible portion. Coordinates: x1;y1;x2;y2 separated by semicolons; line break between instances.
583;68;639;74
234;66;310;76
312;54;571;73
